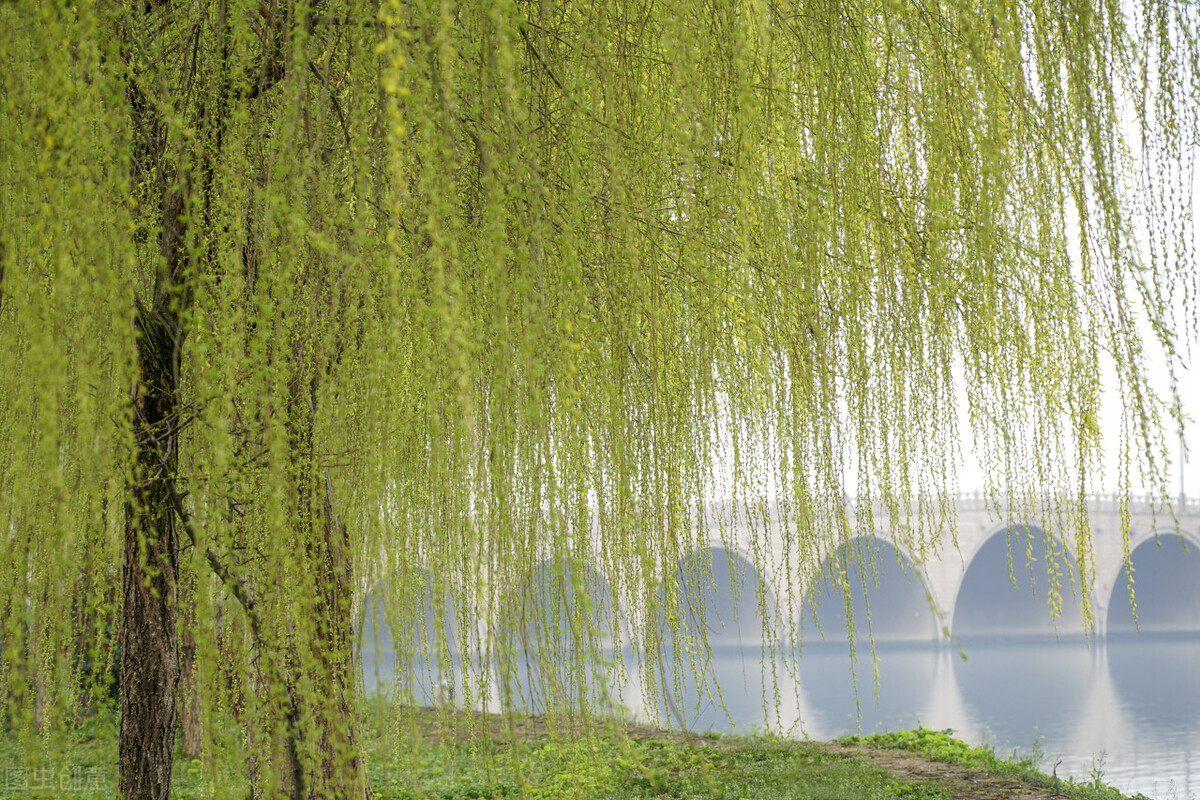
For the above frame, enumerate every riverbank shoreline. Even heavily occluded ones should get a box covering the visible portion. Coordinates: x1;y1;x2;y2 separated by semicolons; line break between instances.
0;705;1153;799
361;705;1152;800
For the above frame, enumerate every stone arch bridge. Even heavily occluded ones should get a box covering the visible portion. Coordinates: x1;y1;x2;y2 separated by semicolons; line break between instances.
363;493;1200;691
715;493;1200;643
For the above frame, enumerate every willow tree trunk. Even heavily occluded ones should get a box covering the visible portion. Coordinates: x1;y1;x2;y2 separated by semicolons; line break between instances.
120;291;184;800
116;3;195;786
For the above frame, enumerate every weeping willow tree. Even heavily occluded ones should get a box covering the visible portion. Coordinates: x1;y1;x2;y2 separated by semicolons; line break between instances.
0;0;1196;797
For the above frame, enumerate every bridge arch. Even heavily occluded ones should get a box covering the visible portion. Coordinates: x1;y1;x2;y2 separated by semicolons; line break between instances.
496;556;620;645
1105;529;1200;635
665;545;777;647
493;557;619;713
643;545;779;731
358;569;463;698
798;535;939;645
952;524;1089;638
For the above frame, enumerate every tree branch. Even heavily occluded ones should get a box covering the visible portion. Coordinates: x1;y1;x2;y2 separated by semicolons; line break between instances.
308;61;352;154
241;0;331;101
161;472;307;799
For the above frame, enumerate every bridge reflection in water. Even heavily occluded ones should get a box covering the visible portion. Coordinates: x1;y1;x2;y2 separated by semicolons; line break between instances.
359;496;1200;799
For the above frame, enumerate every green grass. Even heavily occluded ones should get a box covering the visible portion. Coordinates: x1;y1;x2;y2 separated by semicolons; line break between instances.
366;732;951;800
0;711;1146;799
358;703;949;800
0;710;116;799
0;707;249;799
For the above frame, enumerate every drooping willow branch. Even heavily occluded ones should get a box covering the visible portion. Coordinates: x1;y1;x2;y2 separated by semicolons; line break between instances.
162;457;309;799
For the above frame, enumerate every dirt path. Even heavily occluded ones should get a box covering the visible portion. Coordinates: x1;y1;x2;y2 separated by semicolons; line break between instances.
831;743;1072;800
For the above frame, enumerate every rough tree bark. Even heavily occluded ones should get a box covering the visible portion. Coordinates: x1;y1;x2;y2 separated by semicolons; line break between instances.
120;186;186;800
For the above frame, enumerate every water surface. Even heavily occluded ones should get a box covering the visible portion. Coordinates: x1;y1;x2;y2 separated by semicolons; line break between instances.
362;630;1199;799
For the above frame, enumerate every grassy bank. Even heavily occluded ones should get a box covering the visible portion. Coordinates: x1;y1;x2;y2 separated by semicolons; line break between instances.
361;708;1151;800
364;707;938;800
0;707;1150;799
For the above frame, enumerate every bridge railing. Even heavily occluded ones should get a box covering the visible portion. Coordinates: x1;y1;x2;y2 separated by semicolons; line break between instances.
850;490;1192;517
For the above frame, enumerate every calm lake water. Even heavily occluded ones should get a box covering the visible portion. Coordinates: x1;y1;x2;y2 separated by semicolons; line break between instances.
363;633;1199;799
643;636;1200;800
